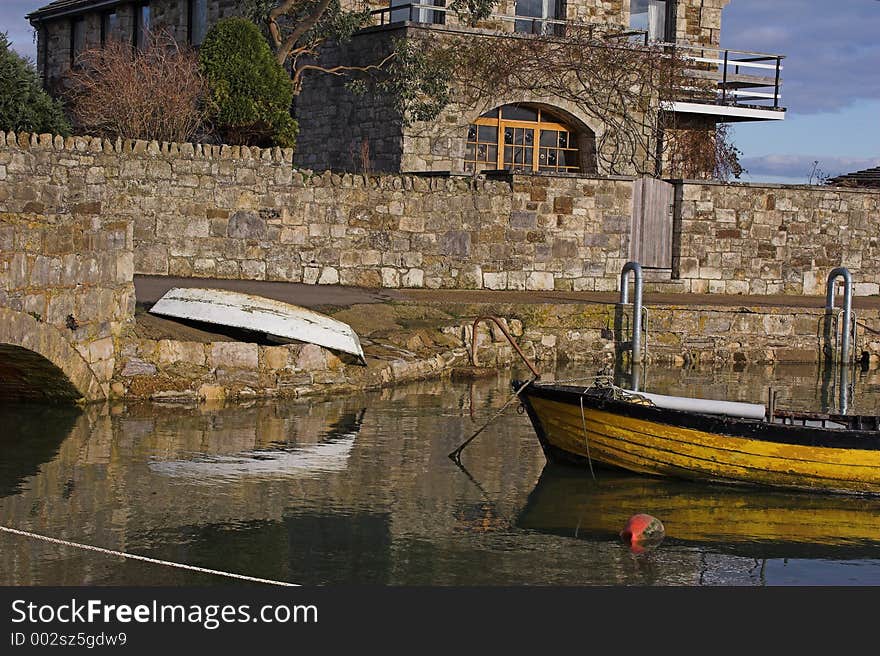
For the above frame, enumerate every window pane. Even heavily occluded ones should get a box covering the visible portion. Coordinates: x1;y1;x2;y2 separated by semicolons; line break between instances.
193;0;208;45
501;104;539;121
72;18;86;58
515;0;544;19
629;0;648;30
477;125;497;143
540;130;556;147
467;125;477;141
479;108;499;119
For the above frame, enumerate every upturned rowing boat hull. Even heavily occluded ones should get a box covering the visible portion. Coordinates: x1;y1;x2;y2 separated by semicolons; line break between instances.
517;383;880;496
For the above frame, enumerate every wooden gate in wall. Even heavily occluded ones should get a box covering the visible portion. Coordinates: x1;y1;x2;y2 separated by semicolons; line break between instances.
630;176;674;269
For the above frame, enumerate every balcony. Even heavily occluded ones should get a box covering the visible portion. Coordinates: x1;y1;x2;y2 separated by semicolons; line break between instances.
369;3;785;122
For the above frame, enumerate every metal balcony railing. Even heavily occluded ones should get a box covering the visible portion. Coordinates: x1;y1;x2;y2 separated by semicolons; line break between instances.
369;3;785;110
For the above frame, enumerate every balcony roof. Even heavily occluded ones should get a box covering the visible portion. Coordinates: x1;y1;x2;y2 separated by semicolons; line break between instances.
27;0;122;22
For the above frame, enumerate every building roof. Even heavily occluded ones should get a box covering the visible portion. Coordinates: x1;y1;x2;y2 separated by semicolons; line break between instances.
27;0;121;22
827;166;880;189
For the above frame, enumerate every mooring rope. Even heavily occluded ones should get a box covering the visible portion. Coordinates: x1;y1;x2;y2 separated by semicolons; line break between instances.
578;394;597;481
0;525;298;587
448;377;537;463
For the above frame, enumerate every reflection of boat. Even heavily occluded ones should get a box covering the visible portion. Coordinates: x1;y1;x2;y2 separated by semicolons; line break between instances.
517;465;880;557
149;287;366;364
516;380;880;495
149;409;365;480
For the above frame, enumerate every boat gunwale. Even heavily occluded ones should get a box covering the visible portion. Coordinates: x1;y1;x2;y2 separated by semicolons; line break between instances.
515;381;880;452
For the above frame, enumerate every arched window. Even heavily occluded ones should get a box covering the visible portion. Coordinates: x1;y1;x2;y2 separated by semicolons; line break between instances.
465;104;582;174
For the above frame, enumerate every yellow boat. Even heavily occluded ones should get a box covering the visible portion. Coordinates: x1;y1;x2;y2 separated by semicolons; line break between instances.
515;380;880;496
517;465;880;556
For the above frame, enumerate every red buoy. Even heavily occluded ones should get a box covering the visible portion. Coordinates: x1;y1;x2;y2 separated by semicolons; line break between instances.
620;513;665;553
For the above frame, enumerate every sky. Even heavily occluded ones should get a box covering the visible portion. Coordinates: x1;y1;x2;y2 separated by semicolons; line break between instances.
1;0;878;184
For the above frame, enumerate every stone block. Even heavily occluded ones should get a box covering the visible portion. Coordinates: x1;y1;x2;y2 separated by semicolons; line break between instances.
198;384;226;401
210;342;259;369
227;211;267;239
510;211;537;229
89;337;115;363
295;344;327;371
157;340;206;367
440;231;471;257
381;267;400;287
262;346;290;370
318;266;339;284
402;268;424;288
483;272;507;290
526;271;555;291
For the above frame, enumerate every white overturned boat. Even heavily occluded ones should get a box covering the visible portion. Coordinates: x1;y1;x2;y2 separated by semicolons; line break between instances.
149;287;366;365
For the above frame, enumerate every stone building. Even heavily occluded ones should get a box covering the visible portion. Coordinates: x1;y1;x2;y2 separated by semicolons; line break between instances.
27;0;785;176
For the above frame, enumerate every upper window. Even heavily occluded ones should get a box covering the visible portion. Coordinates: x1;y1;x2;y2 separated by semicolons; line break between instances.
630;0;670;42
134;3;151;49
101;11;118;46
465;104;581;174
70;16;86;65
189;0;208;46
389;0;445;25
515;0;564;35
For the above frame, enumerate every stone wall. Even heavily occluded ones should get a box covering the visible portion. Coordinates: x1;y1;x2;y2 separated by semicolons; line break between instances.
112;298;880;402
2;131;878;296
675;181;880;295
0;132;136;399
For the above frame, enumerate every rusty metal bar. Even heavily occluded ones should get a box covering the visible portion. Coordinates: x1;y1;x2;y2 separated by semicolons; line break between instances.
470;315;541;378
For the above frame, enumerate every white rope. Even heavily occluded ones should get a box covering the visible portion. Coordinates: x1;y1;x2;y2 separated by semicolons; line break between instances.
0;525;298;587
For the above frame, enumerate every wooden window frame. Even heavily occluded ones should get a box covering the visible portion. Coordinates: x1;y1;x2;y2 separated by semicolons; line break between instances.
465;106;581;174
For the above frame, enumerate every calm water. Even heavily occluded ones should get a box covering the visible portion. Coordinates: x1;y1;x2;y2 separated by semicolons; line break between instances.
3;362;880;586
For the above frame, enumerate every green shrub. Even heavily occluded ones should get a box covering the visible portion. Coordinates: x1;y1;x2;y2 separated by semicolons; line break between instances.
0;33;70;135
199;18;297;148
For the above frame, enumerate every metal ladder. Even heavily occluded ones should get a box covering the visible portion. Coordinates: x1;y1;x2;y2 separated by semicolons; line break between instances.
823;267;857;414
618;261;648;365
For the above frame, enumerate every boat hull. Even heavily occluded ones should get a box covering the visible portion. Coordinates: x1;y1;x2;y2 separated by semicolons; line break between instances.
149;287;367;364
519;384;880;496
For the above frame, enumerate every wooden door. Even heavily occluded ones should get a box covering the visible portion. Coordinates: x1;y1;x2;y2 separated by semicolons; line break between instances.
631;176;674;268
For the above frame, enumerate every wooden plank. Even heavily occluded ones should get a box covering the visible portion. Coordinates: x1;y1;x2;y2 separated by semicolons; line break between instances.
634;177;673;268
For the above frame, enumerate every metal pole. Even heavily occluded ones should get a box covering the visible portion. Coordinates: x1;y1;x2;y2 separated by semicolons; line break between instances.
619;262;644;364
721;50;729;104
773;56;781;108
825;267;853;364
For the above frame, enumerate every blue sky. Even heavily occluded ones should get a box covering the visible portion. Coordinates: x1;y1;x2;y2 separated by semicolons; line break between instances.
1;0;878;183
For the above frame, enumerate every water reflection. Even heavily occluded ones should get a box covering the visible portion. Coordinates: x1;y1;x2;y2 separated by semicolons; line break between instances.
517;464;880;559
2;363;880;585
148;409;366;481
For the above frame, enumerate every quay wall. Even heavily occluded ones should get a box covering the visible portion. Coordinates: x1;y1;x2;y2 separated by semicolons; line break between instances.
1;132;878;296
113;301;880;402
